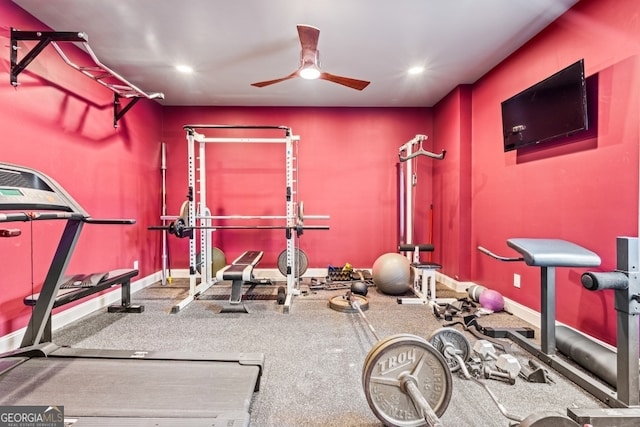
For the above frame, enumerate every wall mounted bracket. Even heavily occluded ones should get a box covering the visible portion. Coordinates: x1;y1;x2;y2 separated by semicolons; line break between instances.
10;28;165;127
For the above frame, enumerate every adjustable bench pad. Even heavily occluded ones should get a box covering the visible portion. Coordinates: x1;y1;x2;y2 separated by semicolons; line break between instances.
216;251;263;282
507;238;601;268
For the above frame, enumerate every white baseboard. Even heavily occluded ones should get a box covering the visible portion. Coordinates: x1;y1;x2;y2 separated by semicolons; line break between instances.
0;271;161;354
436;272;542;327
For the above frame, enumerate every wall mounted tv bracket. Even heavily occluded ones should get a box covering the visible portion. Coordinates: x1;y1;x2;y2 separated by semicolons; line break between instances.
10;28;165;127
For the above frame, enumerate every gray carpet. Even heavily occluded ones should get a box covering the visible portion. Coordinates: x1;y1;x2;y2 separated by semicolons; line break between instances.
51;279;607;426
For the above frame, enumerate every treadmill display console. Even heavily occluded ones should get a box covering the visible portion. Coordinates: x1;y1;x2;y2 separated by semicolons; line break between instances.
0;186;70;212
0;188;23;196
0;164;75;212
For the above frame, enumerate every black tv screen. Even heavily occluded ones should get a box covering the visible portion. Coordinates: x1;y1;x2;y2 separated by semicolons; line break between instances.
501;59;588;152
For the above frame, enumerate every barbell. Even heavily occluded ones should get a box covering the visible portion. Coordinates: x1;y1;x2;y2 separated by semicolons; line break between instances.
428;327;581;427
330;292;452;427
169;200;312;223
152;200;328;238
148;218;329;238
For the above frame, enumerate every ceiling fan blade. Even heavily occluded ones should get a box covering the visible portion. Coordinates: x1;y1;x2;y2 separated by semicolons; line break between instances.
251;25;371;91
251;71;299;88
319;72;371;91
297;24;320;51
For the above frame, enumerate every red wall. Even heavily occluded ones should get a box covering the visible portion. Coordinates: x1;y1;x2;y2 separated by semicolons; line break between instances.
2;0;637;349
161;107;431;269
0;1;163;336
432;86;473;281
434;0;639;345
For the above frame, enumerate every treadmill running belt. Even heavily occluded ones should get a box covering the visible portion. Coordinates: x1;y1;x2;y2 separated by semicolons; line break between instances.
0;357;259;423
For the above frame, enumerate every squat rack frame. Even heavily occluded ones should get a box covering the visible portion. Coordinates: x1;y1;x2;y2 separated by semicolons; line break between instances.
175;124;303;313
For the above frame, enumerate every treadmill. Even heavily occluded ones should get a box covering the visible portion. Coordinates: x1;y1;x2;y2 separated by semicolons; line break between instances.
0;162;264;426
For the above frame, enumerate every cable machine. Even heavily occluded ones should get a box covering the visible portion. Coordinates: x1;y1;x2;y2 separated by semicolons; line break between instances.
397;134;453;305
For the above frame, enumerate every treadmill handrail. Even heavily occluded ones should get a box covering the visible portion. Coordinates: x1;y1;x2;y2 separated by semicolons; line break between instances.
84;218;136;225
0;212;85;223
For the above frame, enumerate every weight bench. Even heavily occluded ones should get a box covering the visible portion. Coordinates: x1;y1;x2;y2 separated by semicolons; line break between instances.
24;268;143;343
216;250;263;312
397;244;456;306
478;239;640;423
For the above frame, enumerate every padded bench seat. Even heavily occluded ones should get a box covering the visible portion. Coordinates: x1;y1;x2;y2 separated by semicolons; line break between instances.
24;268;143;342
216;251;263;307
506;238;601;268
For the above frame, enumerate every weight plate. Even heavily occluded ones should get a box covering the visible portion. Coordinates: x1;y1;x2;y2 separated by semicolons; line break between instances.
277;247;309;277
428;327;471;373
179;200;190;226
519;411;580;427
362;334;452;426
329;294;369;313
363;334;428;393
195;247;227;275
297;200;304;223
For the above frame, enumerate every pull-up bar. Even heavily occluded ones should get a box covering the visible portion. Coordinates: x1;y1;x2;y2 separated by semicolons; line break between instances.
183;124;290;131
183;125;297;144
10;28;164;127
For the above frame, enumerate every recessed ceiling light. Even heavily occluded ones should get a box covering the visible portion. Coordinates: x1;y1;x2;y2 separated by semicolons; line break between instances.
176;64;194;74
408;66;424;75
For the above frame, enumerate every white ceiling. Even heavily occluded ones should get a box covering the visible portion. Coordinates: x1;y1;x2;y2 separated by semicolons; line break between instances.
12;0;579;107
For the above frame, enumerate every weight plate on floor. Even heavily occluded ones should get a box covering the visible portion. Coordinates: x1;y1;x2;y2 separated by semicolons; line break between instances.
277;247;309;277
428;327;471;372
195;247;227;275
362;334;452;427
519;411;580;427
363;334;424;389
329;294;369;313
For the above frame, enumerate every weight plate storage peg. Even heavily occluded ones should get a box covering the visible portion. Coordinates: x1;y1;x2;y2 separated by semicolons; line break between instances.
428;327;471;373
362;334;452;427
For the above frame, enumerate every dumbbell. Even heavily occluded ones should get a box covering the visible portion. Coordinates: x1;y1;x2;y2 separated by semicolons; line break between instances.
473;339;521;384
483;354;521;385
472;339;500;361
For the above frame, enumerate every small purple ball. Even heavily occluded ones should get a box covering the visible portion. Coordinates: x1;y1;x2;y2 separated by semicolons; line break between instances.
479;289;505;312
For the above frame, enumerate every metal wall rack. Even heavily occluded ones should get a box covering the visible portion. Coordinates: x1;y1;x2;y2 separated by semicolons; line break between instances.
10;28;165;127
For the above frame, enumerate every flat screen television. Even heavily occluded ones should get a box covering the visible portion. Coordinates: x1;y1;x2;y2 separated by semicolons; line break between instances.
501;59;588;152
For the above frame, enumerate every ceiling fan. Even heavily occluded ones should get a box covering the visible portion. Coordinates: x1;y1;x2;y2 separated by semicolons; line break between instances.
251;24;370;91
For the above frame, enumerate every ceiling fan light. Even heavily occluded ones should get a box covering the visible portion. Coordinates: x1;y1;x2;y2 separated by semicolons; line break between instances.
300;66;321;80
